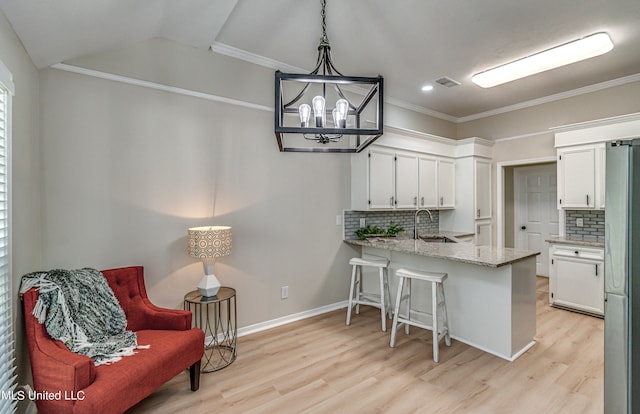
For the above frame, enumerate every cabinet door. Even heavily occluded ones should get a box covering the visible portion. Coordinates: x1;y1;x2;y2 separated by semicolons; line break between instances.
596;145;606;209
418;156;438;208
559;148;595;208
395;153;419;209
475;221;492;246
554;257;604;315
368;149;395;209
438;159;456;208
474;159;491;219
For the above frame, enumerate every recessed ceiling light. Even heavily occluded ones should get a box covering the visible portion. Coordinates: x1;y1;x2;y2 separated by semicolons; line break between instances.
472;32;614;88
421;84;434;92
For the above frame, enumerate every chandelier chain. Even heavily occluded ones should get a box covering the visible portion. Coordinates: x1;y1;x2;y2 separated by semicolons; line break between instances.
319;0;329;47
321;0;326;37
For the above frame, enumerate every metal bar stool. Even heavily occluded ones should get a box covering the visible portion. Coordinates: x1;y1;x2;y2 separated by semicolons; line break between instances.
390;267;451;362
346;257;391;331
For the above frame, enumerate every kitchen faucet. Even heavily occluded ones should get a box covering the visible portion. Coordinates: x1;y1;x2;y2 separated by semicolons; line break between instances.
414;208;434;239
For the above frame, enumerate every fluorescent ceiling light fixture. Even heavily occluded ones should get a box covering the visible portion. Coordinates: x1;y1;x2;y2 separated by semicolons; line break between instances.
472;32;614;88
421;84;434;92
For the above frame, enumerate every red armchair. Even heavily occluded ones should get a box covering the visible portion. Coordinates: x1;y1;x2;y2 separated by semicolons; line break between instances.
22;266;205;414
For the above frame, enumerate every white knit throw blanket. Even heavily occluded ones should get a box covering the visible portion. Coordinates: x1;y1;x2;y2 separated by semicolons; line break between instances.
20;268;149;366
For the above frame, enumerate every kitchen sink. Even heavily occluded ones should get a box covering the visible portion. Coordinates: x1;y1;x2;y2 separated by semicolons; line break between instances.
419;236;457;243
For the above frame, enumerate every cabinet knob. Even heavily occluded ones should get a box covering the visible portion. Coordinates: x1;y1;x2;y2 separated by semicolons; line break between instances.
521;226;527;230
574;251;579;255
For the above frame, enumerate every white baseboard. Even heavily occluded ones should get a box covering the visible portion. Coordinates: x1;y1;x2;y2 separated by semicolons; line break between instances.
237;300;349;338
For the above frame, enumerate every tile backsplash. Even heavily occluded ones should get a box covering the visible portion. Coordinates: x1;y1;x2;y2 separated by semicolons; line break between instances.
564;210;605;241
344;210;439;240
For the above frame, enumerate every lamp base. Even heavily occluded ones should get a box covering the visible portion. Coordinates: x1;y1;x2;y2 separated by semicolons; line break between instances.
197;274;221;297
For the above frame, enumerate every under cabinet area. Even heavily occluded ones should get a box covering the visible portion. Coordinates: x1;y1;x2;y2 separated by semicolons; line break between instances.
549;243;604;316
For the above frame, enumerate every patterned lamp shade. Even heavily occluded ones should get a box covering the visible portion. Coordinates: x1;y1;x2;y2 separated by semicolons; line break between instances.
188;226;232;259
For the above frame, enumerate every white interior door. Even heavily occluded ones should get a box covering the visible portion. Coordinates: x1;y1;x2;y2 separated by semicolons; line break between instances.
514;164;559;276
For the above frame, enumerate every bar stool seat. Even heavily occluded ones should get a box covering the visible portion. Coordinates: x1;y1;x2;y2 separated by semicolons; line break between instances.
390;267;451;362
346;256;391;331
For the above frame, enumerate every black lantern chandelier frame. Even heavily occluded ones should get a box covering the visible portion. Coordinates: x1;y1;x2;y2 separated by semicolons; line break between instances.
274;0;384;153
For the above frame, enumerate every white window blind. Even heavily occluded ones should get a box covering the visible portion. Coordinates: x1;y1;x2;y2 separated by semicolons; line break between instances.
0;60;15;413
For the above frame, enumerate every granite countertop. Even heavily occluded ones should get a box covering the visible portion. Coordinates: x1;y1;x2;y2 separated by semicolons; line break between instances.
545;236;604;248
345;236;540;268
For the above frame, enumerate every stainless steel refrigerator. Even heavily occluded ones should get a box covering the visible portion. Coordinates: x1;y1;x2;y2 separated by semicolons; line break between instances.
605;139;640;413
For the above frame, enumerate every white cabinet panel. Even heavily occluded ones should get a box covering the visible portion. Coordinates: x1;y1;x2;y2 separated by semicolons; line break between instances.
438;159;456;208
351;146;456;211
395;153;419;209
557;143;606;210
549;244;604;316
474;159;491;219
476;220;492;246
560;147;595;208
418;156;438;208
369;149;395;209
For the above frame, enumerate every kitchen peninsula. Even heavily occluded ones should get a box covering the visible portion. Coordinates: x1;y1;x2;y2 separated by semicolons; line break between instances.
345;236;540;361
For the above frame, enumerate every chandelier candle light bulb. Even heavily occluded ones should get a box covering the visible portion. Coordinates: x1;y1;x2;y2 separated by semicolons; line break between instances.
335;98;349;128
188;226;232;297
312;95;326;127
299;104;311;127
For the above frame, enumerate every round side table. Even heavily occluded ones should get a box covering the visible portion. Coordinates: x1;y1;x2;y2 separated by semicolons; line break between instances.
184;287;237;372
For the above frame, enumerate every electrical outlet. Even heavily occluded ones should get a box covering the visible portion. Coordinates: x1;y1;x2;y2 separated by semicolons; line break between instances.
281;286;289;299
576;218;584;227
359;218;366;228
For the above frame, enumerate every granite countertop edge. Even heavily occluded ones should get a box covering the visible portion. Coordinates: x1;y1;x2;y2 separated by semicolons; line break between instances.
344;236;540;268
545;237;604;248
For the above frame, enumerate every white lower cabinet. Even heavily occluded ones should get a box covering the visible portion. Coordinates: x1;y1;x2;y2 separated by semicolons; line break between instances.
549;244;604;316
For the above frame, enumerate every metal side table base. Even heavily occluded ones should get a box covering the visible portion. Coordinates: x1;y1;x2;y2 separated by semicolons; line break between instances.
184;287;237;372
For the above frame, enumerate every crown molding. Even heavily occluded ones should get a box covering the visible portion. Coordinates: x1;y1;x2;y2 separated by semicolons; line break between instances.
458;73;640;123
50;63;273;113
549;111;640;132
212;42;640;125
211;42;458;123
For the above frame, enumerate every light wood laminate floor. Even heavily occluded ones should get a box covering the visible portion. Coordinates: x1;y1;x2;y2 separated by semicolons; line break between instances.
129;277;603;413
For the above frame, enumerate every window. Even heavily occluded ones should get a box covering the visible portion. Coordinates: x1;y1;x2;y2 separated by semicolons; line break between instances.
0;59;15;413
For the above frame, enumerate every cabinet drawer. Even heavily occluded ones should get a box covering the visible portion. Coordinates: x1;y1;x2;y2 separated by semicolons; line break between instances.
552;246;604;260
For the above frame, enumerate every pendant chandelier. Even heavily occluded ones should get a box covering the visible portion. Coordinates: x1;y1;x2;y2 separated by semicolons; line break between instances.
274;0;384;153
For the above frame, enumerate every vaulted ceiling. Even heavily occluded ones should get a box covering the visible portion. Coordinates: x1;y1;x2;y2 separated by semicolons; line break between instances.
2;0;639;121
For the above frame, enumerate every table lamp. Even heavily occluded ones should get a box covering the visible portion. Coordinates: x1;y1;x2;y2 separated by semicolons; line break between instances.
188;226;232;297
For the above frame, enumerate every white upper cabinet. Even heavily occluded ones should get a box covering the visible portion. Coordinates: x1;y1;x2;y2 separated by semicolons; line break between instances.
395;153;419;209
351;146;455;211
474;159;491;219
350;131;493;213
418;156;438;208
438;159;456;209
557;143;605;210
418;156;454;209
368;148;396;209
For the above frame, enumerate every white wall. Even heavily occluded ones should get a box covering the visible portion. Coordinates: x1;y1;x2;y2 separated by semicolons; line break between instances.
39;66;360;326
0;7;42;400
